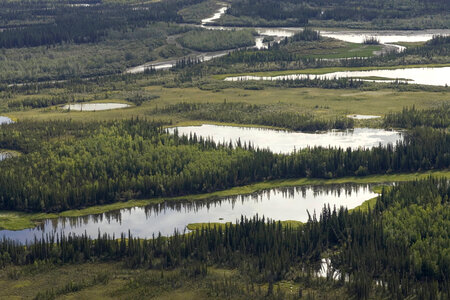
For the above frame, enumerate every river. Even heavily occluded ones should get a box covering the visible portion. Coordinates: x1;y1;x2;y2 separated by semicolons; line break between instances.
125;7;450;75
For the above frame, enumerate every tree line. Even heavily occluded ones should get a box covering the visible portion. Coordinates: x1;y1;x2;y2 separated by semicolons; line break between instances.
0;177;448;299
7;95;87;109
192;34;450;76
0;0;204;48
177;29;256;52
0;119;448;212
155;101;354;131
225;0;449;25
384;104;449;129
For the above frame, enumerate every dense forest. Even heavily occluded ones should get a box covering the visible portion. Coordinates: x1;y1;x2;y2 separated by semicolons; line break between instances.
0;0;204;48
1;177;448;299
204;34;450;72
0;119;448;212
0;1;448;299
155;102;354;131
384;104;449;129
177;29;256;52
223;0;450;27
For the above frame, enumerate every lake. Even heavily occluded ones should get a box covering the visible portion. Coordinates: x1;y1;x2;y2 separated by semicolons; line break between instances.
224;66;450;86
0;152;12;161
321;29;450;44
125;6;450;74
0;116;13;125
63;103;131;111
0;184;378;243
348;114;381;120
168;125;402;153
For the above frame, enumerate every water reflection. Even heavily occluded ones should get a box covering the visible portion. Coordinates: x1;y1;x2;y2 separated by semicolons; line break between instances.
224;66;450;86
63;103;131;111
0;152;13;161
321;29;450;44
168;125;402;153
0;184;378;243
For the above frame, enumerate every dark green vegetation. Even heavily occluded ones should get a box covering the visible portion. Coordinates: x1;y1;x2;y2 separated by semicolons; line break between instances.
0;178;448;299
0;1;448;299
0;118;448;212
290;28;321;42
0;0;205;83
7;94;89;109
177;29;256;52
156;102;354;131
0;22;190;84
384;104;449;129
0;0;198;48
220;0;450;29
195;34;450;77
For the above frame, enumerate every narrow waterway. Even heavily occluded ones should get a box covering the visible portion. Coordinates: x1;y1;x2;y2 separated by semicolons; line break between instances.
125;6;450;75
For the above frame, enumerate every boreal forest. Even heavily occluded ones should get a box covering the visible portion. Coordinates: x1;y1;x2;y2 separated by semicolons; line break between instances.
0;0;448;299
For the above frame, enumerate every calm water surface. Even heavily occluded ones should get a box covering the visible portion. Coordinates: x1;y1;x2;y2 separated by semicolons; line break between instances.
321;29;450;44
63;103;131;111
0;152;12;161
168;125;402;153
125;7;450;74
348;114;381;120
224;67;450;86
0;184;378;243
0;116;13;125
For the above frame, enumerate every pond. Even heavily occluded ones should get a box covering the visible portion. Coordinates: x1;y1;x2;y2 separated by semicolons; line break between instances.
0;152;12;161
348;114;381;120
63;103;131;111
168;125;402;153
0;116;13;125
224;66;450;86
0;184;378;243
321;29;450;44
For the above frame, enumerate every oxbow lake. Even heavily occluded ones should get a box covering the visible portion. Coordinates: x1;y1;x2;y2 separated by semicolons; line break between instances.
168;125;403;153
1;184;378;243
126;6;450;74
224;67;450;86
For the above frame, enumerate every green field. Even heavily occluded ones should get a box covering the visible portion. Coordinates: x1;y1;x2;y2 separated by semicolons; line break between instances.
3;85;449;126
0;261;340;299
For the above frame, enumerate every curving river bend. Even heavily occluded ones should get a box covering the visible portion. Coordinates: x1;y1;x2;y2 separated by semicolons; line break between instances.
126;6;450;81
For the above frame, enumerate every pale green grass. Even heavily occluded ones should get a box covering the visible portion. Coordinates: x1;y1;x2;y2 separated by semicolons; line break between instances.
7;86;449;123
187;220;303;230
